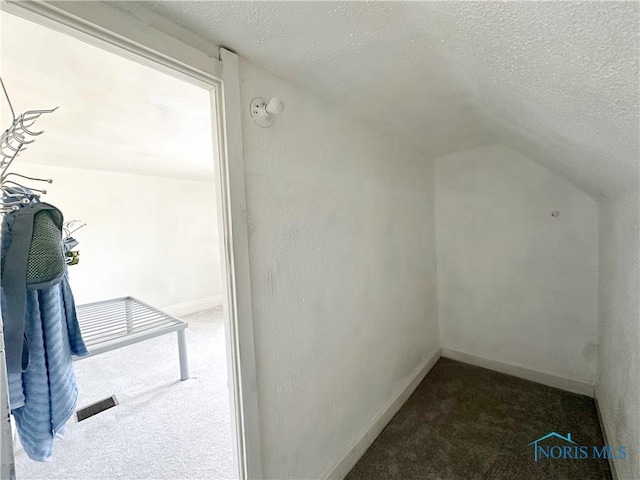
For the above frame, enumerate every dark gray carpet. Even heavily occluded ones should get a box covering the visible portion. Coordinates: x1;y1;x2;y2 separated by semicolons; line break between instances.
346;358;611;480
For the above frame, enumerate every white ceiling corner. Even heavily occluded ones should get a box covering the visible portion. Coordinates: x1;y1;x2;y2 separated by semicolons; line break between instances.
129;0;639;199
3;2;638;198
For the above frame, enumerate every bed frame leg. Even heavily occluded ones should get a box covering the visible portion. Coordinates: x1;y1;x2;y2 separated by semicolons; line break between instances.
177;329;189;381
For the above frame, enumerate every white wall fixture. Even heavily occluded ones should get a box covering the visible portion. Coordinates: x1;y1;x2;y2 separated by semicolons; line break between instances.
250;97;284;127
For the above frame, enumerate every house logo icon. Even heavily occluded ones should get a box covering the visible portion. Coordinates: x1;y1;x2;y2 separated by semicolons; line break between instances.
527;432;576;462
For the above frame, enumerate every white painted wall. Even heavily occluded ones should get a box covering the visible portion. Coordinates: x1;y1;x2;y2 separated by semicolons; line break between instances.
435;144;599;385
4;3;637;480
596;192;640;479
15;163;221;315
238;59;439;479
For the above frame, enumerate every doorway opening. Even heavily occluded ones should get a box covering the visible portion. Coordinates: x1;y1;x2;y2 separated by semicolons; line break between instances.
0;8;246;479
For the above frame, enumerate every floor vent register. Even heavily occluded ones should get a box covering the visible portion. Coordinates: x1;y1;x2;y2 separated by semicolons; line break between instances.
76;395;119;422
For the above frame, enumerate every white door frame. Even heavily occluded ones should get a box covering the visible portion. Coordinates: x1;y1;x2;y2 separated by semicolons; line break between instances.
0;2;262;478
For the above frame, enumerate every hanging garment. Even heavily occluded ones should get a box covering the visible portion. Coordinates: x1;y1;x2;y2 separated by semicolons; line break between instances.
1;202;88;461
2;201;68;374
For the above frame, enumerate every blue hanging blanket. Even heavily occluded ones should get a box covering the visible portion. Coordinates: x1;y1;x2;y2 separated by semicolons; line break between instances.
4;275;88;461
2;202;88;461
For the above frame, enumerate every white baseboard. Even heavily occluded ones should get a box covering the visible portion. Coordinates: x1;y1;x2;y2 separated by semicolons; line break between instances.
162;296;222;317
594;393;620;480
440;347;595;397
323;348;441;480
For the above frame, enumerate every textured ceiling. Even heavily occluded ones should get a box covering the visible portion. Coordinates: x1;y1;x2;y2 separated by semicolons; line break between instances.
117;1;638;198
1;12;215;180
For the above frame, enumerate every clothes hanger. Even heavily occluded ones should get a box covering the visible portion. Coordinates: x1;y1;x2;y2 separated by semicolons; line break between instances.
1;184;42;212
0;185;31;212
3;172;52;184
0;76;58;206
63;220;87;239
1;180;46;195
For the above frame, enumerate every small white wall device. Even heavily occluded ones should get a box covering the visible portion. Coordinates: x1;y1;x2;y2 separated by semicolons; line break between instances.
250;97;285;128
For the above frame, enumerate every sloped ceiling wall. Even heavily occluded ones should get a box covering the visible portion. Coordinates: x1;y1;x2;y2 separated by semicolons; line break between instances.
114;1;638;199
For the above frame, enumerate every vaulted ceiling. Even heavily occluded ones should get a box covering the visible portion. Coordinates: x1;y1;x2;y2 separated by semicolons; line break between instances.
119;1;639;199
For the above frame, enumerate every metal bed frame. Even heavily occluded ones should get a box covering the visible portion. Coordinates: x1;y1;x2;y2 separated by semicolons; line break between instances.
74;296;189;381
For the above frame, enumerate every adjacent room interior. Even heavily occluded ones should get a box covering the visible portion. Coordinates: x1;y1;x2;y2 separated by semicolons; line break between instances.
0;2;638;480
1;10;234;479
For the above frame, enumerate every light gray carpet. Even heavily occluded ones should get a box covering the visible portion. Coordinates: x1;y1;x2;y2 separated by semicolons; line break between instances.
14;307;234;480
346;358;612;480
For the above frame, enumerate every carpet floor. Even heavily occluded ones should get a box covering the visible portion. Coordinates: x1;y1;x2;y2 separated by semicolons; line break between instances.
13;307;234;480
346;358;612;480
